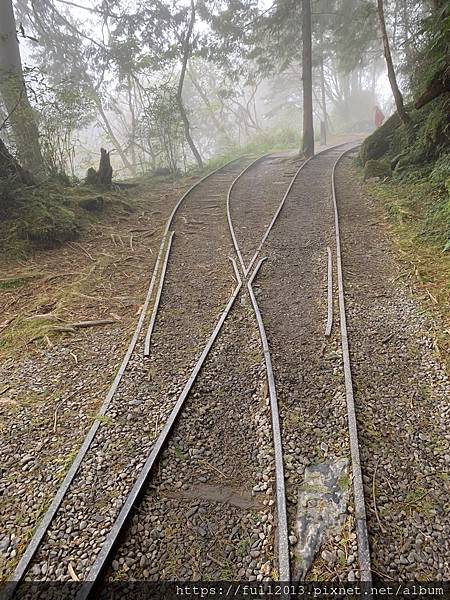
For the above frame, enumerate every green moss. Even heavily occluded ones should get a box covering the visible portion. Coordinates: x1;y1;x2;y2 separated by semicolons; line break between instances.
359;96;449;176
429;152;450;188
0;276;30;290
359;112;402;165
0;179;130;258
363;159;392;181
18;201;79;244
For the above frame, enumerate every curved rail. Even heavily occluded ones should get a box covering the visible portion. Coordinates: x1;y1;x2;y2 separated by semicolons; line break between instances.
242;142;353;276
143;231;174;356
8;232;168;591
332;145;372;582
225;140;360;582
76;259;243;600
6;155;245;593
247;258;290;582
226;153;273;274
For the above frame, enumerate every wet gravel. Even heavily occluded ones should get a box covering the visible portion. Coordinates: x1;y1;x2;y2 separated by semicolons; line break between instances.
254;146;359;580
336;154;450;580
6;159;254;585
106;300;276;582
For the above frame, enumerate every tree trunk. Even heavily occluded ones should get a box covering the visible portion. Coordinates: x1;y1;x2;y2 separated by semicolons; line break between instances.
415;68;450;109
188;64;234;146
319;45;328;145
177;1;203;170
98;147;112;186
301;0;314;157
0;137;34;184
126;74;138;174
0;0;44;177
377;0;410;125
93;95;135;176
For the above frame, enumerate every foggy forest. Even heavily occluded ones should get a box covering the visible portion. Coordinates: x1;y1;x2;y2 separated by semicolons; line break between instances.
0;0;449;595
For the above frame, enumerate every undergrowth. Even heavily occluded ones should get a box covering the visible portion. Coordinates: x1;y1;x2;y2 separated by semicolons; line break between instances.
365;176;450;369
0;179;129;259
200;127;301;173
358;92;449;370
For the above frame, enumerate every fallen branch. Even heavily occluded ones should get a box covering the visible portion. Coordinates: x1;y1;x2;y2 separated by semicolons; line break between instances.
64;319;117;328
31;318;117;341
68;241;95;262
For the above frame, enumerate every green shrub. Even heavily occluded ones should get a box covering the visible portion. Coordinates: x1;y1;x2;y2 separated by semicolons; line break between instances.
429;152;450;188
18;201;79;245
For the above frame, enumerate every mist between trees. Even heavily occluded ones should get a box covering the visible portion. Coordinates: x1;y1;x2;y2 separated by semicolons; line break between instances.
0;0;448;181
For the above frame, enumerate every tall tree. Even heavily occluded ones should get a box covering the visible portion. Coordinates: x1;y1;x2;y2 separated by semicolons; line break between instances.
302;0;314;157
377;0;410;124
177;0;203;169
0;0;43;176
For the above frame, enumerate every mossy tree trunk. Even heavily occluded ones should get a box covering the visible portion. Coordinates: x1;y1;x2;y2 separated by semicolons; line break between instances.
0;0;44;178
0;138;34;184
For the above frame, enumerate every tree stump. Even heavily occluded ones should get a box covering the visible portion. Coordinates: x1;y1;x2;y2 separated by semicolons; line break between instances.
85;148;113;188
98;148;112;187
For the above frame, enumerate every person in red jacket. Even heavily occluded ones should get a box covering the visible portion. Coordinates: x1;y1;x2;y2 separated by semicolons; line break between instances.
374;105;385;128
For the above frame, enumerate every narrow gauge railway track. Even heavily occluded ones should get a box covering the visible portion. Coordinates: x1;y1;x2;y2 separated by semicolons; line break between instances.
81;150;322;592
4;142;371;600
226;142;371;582
4;148;319;598
334;150;450;581
4;156;256;596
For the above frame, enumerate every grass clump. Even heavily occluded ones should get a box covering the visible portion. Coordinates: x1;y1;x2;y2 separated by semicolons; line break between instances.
0;179;127;258
365;177;450;369
18;200;79;244
355;117;450;371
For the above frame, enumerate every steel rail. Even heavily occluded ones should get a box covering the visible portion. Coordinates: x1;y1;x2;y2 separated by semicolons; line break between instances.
244;142;353;277
224;141;358;581
143;231;175;356
6;155;246;593
226;153;273;273
247;258;290;582
331;145;372;582
325;246;333;337
7;233;170;595
76;259;243;600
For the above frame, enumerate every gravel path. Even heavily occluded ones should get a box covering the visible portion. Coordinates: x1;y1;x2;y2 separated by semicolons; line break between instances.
106;299;276;582
254;146;359;580
336;153;450;581
229;153;303;268
4;145;447;588
4;159;254;585
0;181;178;583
